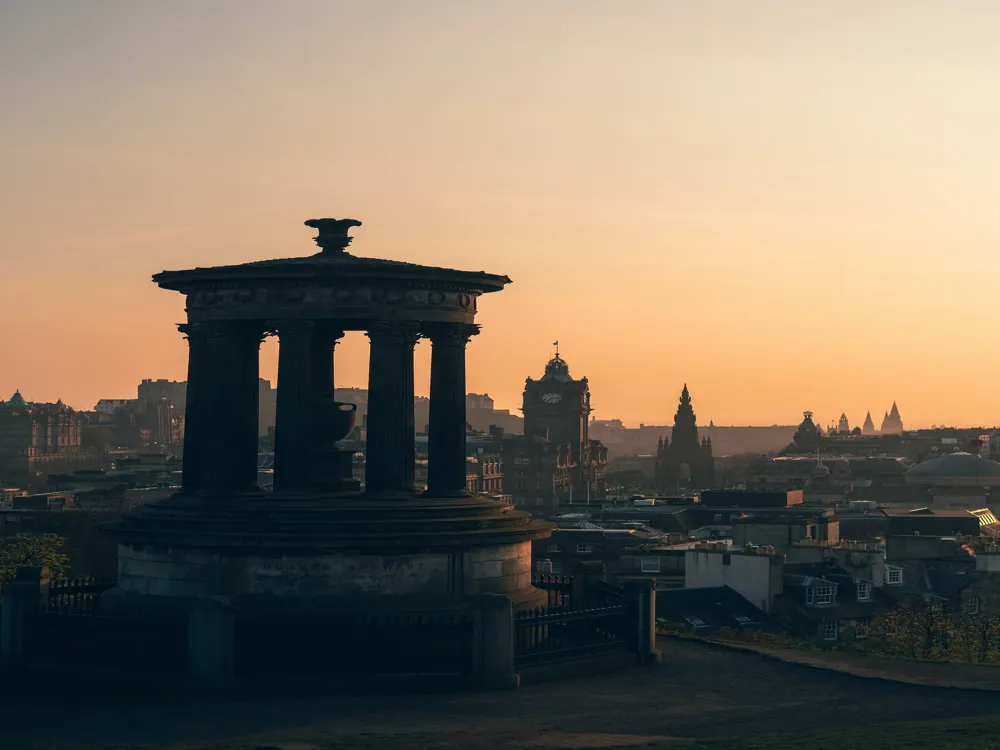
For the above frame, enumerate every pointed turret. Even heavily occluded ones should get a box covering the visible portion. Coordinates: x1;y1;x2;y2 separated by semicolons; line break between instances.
837;413;850;433
862;411;876;435
881;402;904;435
660;384;711;488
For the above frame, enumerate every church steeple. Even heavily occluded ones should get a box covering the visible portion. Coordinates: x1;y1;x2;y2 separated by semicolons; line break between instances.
862;411;876;435
657;384;712;489
881;402;904;434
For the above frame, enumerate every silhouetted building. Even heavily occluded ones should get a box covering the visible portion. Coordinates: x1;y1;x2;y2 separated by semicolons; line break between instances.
881;402;904;434
789;411;823;454
511;348;607;509
862;411;876;435
654;386;714;489
138;379;187;414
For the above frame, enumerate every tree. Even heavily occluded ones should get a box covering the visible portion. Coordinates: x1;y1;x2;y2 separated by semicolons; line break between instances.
0;533;70;586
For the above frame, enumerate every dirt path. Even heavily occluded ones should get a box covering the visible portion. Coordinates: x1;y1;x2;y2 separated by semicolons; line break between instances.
703;638;1000;690
8;639;1000;749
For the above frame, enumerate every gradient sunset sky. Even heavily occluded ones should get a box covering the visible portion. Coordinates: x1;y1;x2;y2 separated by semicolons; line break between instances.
3;1;999;428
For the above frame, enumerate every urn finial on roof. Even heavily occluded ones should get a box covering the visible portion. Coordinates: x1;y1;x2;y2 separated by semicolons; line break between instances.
304;218;362;255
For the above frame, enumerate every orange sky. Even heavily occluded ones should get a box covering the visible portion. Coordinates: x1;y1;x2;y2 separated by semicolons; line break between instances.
3;1;1000;428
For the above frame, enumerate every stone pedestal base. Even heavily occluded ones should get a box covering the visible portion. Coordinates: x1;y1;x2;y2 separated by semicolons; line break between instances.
104;490;552;612
313;448;360;493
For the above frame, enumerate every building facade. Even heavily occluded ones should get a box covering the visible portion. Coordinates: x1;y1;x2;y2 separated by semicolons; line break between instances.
503;351;608;511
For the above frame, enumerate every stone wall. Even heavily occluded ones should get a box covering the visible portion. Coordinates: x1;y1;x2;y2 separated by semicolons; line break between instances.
116;540;536;601
463;542;532;595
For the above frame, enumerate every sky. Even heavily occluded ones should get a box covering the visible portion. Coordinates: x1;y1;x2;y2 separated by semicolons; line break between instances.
2;1;1000;429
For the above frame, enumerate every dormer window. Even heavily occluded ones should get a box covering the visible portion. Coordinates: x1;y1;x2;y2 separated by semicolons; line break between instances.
965;595;981;615
856;582;872;602
806;585;835;606
886;566;903;585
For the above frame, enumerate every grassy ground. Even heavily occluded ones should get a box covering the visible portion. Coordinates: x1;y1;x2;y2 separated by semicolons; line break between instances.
686;715;1000;750
69;715;1000;750
18;639;1000;750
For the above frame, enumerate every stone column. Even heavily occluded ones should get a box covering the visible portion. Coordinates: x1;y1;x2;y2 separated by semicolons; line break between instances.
426;324;478;497
274;323;345;492
623;578;662;664
0;566;49;668
471;593;520;689
309;325;348;491
273;321;317;492
365;322;419;494
180;321;263;495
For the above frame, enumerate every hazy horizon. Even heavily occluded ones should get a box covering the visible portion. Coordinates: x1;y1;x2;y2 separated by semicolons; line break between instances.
4;1;1000;427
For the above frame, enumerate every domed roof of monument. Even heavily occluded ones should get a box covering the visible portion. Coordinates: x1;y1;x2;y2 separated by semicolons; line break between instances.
5;390;26;408
152;218;511;293
541;354;572;383
906;452;1000;480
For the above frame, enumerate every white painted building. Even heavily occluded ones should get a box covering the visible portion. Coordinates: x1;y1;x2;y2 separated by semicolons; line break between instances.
684;544;785;613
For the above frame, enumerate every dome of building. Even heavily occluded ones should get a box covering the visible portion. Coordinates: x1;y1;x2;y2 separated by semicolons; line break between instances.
905;452;1000;487
541;353;572;383
4;390;26;408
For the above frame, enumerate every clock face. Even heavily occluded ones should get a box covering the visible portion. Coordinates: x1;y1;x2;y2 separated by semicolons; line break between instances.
542;392;562;404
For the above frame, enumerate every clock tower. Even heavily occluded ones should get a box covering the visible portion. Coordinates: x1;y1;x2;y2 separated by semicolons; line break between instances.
522;347;591;461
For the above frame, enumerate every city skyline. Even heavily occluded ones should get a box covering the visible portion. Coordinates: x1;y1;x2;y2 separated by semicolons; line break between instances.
5;2;1000;427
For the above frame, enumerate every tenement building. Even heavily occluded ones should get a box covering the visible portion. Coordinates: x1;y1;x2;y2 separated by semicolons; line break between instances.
104;218;552;679
501;350;607;511
0;391;105;490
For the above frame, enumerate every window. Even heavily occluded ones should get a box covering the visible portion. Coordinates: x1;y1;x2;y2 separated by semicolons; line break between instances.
886;567;903;585
685;616;706;628
965;595;981;615
806;586;834;606
823;619;839;641
734;615;754;625
547;544;561;553
854;618;870;639
576;543;593;554
640;557;661;573
856;582;872;602
550;561;562;574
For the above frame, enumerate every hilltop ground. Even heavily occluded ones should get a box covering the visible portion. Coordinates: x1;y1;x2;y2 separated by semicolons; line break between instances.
8;638;1000;750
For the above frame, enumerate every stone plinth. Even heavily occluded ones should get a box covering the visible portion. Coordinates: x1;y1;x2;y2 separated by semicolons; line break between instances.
104;492;550;614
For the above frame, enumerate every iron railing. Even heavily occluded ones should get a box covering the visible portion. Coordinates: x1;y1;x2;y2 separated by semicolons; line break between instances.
514;603;631;667
531;572;574;609
44;577;116;615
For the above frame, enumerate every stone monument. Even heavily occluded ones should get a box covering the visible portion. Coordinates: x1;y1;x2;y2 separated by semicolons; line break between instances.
104;219;553;624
